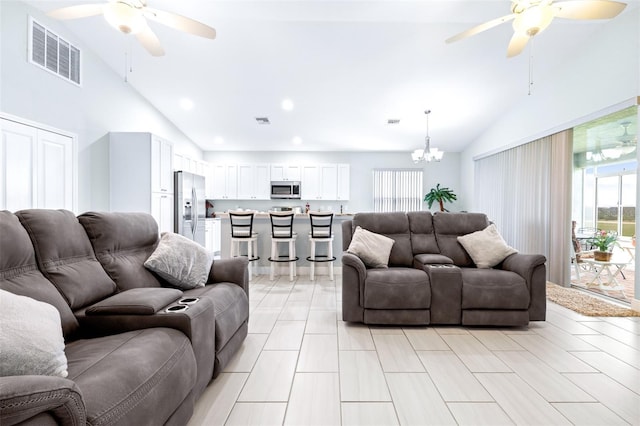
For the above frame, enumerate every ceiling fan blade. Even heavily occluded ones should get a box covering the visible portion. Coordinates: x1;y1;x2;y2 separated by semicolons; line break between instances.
144;7;216;39
47;4;105;20
506;32;530;57
554;0;627;19
136;26;165;57
446;14;516;44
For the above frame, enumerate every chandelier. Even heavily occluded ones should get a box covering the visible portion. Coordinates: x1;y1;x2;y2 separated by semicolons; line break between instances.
412;110;443;163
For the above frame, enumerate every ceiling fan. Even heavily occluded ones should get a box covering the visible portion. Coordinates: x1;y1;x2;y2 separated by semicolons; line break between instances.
446;0;627;58
47;0;216;57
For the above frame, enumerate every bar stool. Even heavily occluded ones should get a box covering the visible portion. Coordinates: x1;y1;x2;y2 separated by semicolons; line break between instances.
307;212;336;281
229;210;259;280
268;211;298;281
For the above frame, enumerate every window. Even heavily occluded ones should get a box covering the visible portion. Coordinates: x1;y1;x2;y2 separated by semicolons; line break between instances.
373;169;423;212
29;17;81;86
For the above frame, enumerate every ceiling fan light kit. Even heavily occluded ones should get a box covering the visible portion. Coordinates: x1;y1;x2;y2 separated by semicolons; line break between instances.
446;0;627;57
412;110;444;164
47;0;217;57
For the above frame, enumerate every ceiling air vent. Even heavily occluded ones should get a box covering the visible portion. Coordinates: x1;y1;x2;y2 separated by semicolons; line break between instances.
255;117;270;124
29;17;81;86
387;119;400;125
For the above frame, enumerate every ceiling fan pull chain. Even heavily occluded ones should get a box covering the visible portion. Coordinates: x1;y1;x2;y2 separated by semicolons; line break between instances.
528;38;534;96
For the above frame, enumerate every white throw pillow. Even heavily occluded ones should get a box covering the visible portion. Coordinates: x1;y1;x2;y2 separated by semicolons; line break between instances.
144;232;214;289
347;226;395;268
0;289;68;377
457;224;518;268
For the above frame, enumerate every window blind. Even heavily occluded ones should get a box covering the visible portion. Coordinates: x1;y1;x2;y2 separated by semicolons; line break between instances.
373;169;423;212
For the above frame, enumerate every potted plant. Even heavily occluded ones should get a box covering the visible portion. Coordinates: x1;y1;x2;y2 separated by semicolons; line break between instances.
424;184;457;212
588;230;617;261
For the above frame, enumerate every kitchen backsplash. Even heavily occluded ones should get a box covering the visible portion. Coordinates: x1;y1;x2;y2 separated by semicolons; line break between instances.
207;199;352;216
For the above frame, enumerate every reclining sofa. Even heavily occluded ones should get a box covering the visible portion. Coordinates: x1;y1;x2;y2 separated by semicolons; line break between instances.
342;211;546;326
0;209;249;425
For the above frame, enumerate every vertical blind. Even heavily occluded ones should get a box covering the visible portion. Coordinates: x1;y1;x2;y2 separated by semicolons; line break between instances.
474;130;572;285
373;169;423;212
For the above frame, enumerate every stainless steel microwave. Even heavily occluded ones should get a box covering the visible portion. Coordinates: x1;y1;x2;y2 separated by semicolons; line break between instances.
270;181;301;199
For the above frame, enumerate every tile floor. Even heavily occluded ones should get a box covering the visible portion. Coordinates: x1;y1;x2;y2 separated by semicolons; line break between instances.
188;274;640;426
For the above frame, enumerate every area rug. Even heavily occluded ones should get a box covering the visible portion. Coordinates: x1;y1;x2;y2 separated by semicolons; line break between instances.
546;283;640;317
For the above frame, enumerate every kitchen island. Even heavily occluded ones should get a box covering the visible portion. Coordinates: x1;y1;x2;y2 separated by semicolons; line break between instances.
217;212;353;278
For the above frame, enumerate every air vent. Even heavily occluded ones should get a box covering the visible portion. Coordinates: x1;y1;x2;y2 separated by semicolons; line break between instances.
29;17;81;86
387;119;400;125
255;117;270;124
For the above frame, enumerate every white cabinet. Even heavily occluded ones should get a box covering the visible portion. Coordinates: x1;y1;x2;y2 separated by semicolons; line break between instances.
108;132;174;233
336;163;350;201
211;163;237;199
271;164;301;181
205;218;221;257
0;116;76;212
237;163;270;200
302;164;337;200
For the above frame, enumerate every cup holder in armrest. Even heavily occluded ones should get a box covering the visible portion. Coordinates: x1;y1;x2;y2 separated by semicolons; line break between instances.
165;304;189;313
178;297;200;305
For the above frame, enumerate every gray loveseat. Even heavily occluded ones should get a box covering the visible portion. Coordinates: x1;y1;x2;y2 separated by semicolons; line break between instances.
342;211;546;326
0;209;249;425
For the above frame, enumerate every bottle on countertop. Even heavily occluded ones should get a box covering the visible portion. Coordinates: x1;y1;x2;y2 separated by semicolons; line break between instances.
305;202;310;214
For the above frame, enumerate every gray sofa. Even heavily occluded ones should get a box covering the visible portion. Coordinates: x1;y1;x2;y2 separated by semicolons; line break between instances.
342;211;546;326
0;209;249;425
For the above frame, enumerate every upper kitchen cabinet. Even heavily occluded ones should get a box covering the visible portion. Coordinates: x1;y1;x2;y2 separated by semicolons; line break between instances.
270;164;301;181
302;164;337;200
211;163;237;199
108;132;174;232
1;115;76;212
336;163;350;201
237;163;270;200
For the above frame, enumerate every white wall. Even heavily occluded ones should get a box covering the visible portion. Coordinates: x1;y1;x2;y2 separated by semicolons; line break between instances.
460;9;640;210
0;1;203;213
203;150;461;213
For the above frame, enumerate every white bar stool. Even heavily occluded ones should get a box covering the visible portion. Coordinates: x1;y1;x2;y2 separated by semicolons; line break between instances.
307;212;336;281
268;211;298;281
229;211;259;280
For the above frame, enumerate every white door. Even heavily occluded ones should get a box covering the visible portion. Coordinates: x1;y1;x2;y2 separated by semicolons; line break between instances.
152;192;174;233
237;163;254;199
37;130;74;210
337;164;350;201
319;164;337;200
302;165;319;200
255;164;271;200
0;119;38;211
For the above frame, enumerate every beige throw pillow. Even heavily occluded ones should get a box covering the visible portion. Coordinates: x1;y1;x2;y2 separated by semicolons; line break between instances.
0;289;68;377
144;232;213;289
457;224;518;268
347;226;395;268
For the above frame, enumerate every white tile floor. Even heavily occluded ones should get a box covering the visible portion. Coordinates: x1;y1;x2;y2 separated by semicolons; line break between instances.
188;274;640;426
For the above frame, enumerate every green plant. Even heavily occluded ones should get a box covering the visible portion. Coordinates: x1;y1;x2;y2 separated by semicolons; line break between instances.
424;183;457;212
588;230;617;252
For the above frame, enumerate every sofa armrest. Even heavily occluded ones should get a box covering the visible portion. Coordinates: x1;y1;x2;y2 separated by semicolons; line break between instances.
341;253;367;322
207;257;249;297
500;253;547;321
0;376;86;426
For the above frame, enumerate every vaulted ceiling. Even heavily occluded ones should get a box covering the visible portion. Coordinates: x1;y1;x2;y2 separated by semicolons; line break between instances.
27;0;639;153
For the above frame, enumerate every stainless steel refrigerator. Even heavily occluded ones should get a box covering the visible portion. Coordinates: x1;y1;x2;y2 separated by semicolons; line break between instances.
174;171;206;246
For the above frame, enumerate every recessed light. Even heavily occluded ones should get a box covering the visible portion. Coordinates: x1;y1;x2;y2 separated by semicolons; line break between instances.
281;99;294;111
180;98;194;110
213;137;224;145
292;136;302;145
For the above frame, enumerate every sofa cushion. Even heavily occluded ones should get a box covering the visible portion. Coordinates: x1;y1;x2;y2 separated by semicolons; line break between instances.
0;289;67;378
78;212;163;290
185;283;250;351
408;211;439;255
460;268;530;310
457;224;518;268
66;328;196;425
364;268;430;309
347;226;395;268
433;212;490;267
352;212;413;267
16;209;117;309
144;232;213;289
0;211;79;338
